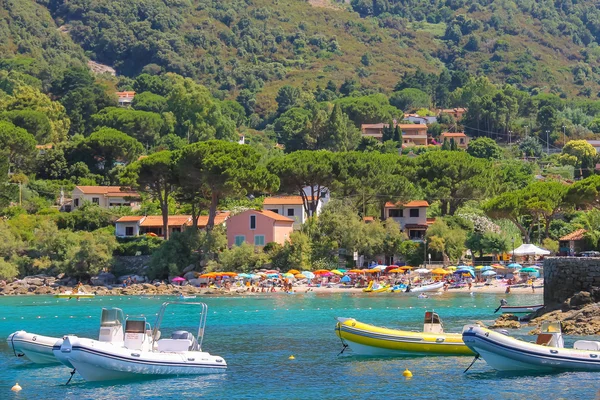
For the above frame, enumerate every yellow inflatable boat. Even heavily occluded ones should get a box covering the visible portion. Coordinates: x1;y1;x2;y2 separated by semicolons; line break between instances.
335;311;474;356
362;281;390;293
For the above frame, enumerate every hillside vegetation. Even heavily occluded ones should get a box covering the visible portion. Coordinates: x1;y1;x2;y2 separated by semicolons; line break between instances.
0;0;596;113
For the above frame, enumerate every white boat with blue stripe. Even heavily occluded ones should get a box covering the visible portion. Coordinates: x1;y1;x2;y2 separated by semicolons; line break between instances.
53;302;227;382
462;322;600;372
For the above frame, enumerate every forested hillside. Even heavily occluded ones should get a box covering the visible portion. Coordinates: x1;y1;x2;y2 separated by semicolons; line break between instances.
0;0;597;114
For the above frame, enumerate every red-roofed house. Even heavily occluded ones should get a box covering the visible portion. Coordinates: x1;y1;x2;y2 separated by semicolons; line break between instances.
360;123;428;146
439;108;467;120
72;186;140;210
263;195;322;229
440;132;469;149
115;212;230;238
116;91;135;107
558;229;587;256
384;200;432;240
227;209;294;247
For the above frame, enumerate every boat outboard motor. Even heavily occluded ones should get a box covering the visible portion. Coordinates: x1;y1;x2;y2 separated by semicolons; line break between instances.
171;331;198;351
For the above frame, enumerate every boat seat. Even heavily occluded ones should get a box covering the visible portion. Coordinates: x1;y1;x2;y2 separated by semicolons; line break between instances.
574;340;600;351
157;339;193;352
536;334;553;346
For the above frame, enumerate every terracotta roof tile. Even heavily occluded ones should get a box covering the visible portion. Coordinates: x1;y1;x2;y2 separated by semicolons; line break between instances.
139;215;191;227
116;216;144;223
441;132;466;137
263;196;314;205
196;212;230;228
385;200;430;208
75;186;138;197
559;229;587;241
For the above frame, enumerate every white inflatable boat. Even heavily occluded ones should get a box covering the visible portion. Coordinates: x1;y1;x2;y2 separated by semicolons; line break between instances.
7;331;61;364
54;302;227;381
462;322;600;372
408;282;444;293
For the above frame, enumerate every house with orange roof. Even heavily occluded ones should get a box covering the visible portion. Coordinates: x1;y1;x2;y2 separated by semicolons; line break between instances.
558;229;587;256
115;212;230;238
440;132;469;149
439;108;467;120
116;91;135;107
72;186;140;210
227;209;294;247
263;195;324;229
384;200;433;240
360;123;428;146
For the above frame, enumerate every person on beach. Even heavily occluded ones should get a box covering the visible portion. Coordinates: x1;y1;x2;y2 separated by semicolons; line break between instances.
505;286;511;294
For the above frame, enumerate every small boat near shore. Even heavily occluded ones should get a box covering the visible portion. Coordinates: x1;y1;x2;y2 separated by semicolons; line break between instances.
363;281;390;293
54;301;227;382
462;322;600;372
497;304;544;314
407;282;444;293
335;311;475;356
7;331;62;364
55;290;95;299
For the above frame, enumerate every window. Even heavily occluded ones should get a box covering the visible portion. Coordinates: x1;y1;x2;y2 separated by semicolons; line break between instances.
268;209;279;214
74;198;79;207
235;235;245;246
409;208;419;218
389;209;403;218
92;197;100;205
250;215;256;230
254;235;265;246
287;208;295;217
125;227;134;236
459;138;465;144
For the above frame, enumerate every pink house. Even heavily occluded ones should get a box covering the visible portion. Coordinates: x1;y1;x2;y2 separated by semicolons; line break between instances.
227;209;294;247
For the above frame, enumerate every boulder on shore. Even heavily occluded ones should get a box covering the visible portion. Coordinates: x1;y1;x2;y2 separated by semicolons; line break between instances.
529;290;600;335
489;314;521;329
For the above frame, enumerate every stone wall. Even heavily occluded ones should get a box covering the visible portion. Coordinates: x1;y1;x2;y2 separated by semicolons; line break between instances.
543;257;600;305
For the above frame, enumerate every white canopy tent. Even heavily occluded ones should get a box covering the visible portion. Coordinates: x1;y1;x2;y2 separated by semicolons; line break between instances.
512;244;550;256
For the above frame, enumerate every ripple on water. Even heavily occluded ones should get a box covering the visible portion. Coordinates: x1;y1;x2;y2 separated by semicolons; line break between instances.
1;292;597;399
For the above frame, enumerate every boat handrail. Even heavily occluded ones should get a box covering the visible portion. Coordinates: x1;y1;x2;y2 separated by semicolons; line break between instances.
152;301;209;351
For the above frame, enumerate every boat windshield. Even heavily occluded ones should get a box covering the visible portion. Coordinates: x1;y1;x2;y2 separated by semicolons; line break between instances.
424;311;441;324
541;321;562;334
101;308;125;328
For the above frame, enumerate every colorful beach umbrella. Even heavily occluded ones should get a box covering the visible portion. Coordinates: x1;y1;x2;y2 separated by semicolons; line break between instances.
287;269;300;275
389;268;404;273
474;265;485;270
481;266;494;271
348;269;365;274
482;270;497;276
446;266;457;271
414;268;430;274
431;268;450;275
301;271;315;279
294;273;306;279
507;263;522;269
340;275;351;283
520;267;538;273
313;269;330;275
330;269;344;276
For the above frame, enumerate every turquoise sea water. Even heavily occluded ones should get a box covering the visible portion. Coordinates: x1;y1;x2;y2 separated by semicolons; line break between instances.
0;292;598;399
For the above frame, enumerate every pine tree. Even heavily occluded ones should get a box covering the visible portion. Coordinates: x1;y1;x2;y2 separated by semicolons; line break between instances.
393;125;401;144
442;138;451;150
450;138;457;151
382;120;394;141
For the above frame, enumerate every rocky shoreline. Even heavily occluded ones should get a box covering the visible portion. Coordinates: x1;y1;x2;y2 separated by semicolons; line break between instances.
0;276;246;297
489;288;600;335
